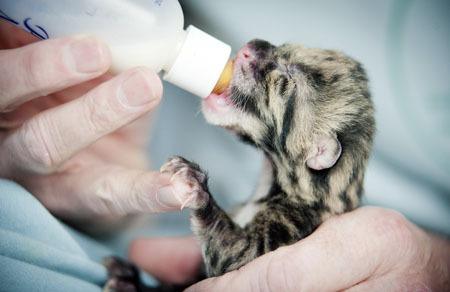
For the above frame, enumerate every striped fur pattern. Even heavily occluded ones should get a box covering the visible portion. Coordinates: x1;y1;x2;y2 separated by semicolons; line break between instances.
175;40;375;277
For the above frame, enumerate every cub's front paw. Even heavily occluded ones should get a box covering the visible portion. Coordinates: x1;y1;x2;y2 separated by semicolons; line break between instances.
160;156;209;210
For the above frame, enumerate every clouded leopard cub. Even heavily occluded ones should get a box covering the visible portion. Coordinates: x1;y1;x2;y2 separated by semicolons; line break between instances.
105;39;375;290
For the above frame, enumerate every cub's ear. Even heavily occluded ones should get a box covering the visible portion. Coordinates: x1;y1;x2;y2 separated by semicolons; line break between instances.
306;135;342;170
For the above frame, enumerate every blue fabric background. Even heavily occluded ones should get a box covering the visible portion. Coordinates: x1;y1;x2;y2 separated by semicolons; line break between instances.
0;179;109;292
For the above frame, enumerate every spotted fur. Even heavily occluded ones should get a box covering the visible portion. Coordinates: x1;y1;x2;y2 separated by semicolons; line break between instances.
194;39;375;276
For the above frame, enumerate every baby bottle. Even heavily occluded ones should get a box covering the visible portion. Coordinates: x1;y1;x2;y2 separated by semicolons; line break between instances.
0;0;233;97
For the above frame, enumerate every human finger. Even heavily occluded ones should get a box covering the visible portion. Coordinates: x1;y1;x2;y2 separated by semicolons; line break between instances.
25;163;187;219
0;67;162;177
129;237;202;284
0;35;111;111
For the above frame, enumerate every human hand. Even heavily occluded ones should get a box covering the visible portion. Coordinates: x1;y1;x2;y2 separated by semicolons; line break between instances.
187;207;450;291
0;22;185;224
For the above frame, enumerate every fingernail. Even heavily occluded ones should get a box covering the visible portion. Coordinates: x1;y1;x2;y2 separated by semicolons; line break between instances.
68;36;109;73
119;69;162;107
156;185;182;209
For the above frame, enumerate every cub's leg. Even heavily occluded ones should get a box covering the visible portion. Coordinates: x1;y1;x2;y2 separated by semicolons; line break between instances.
161;157;313;277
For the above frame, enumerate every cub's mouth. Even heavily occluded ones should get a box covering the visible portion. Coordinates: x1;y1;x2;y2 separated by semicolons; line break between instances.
203;88;234;113
201;39;276;128
202;44;256;114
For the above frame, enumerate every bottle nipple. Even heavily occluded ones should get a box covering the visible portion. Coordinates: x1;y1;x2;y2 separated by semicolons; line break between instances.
212;60;234;94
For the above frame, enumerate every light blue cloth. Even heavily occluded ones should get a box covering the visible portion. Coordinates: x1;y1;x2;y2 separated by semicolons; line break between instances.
0;179;109;292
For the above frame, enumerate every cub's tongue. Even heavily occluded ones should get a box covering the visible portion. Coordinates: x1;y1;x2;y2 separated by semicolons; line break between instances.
211;59;234;95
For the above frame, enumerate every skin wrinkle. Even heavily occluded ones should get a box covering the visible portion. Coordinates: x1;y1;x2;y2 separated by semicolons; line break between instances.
365;213;412;278
311;217;367;290
20;116;58;173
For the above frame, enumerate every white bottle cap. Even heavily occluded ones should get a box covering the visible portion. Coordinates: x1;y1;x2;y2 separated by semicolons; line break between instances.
163;25;231;98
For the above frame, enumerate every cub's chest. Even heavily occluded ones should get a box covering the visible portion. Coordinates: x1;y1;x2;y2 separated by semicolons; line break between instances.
232;159;274;227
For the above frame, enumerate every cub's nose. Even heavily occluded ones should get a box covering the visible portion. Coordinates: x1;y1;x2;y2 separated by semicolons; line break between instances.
236;45;255;63
235;39;275;65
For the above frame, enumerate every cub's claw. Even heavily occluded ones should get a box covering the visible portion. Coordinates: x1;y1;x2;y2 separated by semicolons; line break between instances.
160;156;209;210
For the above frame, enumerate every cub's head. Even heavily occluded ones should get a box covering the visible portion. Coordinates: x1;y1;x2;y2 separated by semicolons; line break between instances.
202;39;375;197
